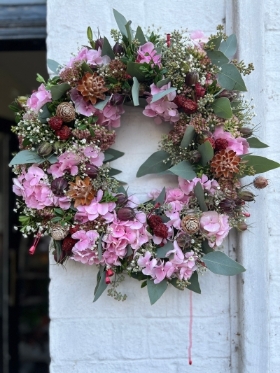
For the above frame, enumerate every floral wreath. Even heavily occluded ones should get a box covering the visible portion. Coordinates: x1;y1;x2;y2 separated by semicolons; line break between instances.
10;9;279;305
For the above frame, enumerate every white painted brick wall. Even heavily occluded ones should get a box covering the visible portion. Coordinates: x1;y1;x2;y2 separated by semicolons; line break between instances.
47;0;280;371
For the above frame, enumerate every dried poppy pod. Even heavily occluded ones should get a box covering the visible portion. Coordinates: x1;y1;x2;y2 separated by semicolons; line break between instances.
253;176;269;189
56;102;76;122
181;215;200;235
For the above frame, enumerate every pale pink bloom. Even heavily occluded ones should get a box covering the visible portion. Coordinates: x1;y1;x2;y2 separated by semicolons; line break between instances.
165;201;184;220
178;177;196;195
48;151;81;178
200;211;230;247
147;189;161;200
24;165;46;186
53;196;71;210
179;175;219;196
66;47;110;68
213;126;249;155
70;88;96;116
96;104;125;128
26;84;52;113
166;242;185;265
72;229;99;251
71;249;102;265
138;251;157;277
190;30;208;48
83;146;104;166
136;42;161;66
166;188;185;202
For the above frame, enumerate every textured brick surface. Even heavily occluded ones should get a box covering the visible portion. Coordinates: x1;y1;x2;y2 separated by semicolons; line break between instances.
47;0;280;372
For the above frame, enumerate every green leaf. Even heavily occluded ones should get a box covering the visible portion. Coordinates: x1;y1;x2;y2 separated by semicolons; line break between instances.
51;217;61;223
113;9;128;37
9;150;43;166
94;96;110;110
207;50;229;67
156;241;173;258
101;37;115;60
137;150;171;177
180;125;195;148
9;101;21;113
219;34;237;58
201;240;214;254
247;137;269;148
126;61;146;82
187;271;201;294
105;148;125;161
147;279;168;305
169;278;184;290
97;235;103;261
104;153;114;162
81;62;93;74
151;87;177;103
203;251;245;276
132;77;140;106
135;26;146;45
130;271;148;281
50;83;71;100
93;267;108;302
47;59;60;73
217;64;247;91
87;26;93;41
47;154;58;164
156;77;171;88
168;161;196;180
38;103;50;124
242;155;280;174
141;280;147;288
194;182;208;211
125;21;133;43
54;208;64;216
207;36;222;50
154;187;166;205
198;141;214;166
212;97;233;119
36;73;46;83
108;168;122;176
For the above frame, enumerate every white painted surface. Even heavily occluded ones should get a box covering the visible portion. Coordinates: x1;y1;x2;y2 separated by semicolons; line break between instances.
47;0;280;371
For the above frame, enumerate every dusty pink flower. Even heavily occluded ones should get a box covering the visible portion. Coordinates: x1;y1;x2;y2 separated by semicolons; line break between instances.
71;229;102;265
48;151;81;178
200;211;230;247
190;30;208;48
213;126;249;155
26;84;52;113
66;47;110;68
136;42;161;66
96;104;125;128
70;88;96;116
83;146;104;166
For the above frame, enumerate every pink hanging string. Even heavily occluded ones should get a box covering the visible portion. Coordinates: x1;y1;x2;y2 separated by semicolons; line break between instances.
29;233;41;255
188;290;193;365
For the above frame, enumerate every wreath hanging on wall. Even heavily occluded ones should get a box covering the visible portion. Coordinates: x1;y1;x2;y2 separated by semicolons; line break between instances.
10;9;279;304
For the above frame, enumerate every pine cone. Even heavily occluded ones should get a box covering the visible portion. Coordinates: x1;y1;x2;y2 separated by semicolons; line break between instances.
211;149;240;179
56;102;76;122
67;176;95;207
77;72;108;105
181;215;200;234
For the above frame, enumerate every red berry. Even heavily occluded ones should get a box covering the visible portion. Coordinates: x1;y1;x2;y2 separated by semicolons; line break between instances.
55;125;71;140
69;225;80;235
49;116;63;130
148;215;163;230
153;223;168;239
62;236;78;252
215;138;228;151
182;99;198;114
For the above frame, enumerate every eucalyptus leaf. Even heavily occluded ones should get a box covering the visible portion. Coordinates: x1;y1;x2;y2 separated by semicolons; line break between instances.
180;125;195;148
104;153;115;162
137;150;171;177
156;77;171;88
247;137;269;148
9;150;43;166
97;235;103;261
105;148;125;161
126;62;146;82
212;97;233;119
47;59;60;73
135;26;146;45
207;36;222;50
217;64;247;91
101;37;115;60
201;240;214;254
198;141;214;166
130;271;148;281
194;182;208;211
207;50;229;67
81;62;93;74
38;103;50;124
168;161;196;180
169;278;184;290
187;271;201;294
125;21;133;43
242;155;280;174
154;187;166;205
132;77;140;106
203;251;245;276
108;168;122;176
93;267;108;302
219;34;237;58
156;241;173;258
94;96;110;110
50;83;71;100
141;280;147;288
151;87;177;103
147;279;168;305
113;9;128;37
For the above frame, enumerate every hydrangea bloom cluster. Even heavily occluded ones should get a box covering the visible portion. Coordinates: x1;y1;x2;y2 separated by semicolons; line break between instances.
10;10;278;303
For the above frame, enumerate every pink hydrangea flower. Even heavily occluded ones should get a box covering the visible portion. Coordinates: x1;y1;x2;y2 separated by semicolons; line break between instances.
48;151;81;178
71;229;103;265
190;30;208;48
200;211;230;247
70;88;96;116
66;47;110;68
96;104;125;128
143;83;179;124
136;42;161;66
26;84;52;113
83;146;104;166
213;126;249;155
178;175;219;196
